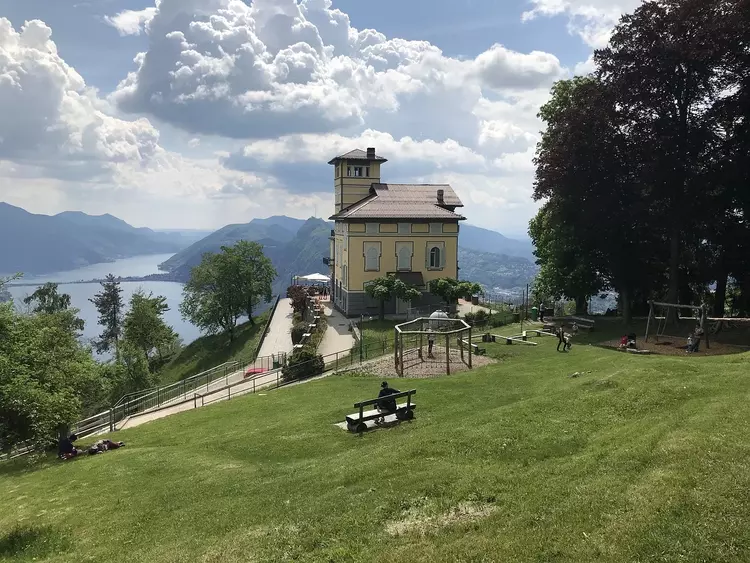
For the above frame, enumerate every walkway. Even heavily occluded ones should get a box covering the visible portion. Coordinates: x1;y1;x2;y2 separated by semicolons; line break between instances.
257;298;295;359
318;302;355;357
457;299;491;317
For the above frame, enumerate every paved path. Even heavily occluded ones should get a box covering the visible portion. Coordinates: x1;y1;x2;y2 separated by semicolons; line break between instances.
257;298;295;359
318;303;355;357
457;299;491;317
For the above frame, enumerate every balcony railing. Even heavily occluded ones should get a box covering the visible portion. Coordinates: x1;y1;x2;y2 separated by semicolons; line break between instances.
330;229;335;237
323;257;334;266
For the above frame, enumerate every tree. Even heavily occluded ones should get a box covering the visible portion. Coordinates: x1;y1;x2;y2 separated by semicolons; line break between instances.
180;251;244;341
123;290;179;362
594;0;727;322
90;274;124;356
286;285;308;316
23;283;85;332
428;278;483;309
0;304;103;452
0;273;21;304
224;241;276;325
365;275;422;321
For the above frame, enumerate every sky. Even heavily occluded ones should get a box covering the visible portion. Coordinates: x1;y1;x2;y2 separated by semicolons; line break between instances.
0;0;641;239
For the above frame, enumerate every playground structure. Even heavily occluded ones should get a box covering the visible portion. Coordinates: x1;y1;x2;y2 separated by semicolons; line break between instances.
644;300;750;352
393;316;472;377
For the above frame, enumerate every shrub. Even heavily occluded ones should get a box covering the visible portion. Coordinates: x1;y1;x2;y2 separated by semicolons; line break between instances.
286;285;308;316
464;312;476;325
291;323;308;345
282;348;325;381
474;309;488;323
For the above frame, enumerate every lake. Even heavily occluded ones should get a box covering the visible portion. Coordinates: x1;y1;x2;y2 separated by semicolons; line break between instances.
7;254;200;357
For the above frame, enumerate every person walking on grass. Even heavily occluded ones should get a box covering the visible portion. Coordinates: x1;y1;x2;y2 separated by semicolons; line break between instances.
556;325;565;352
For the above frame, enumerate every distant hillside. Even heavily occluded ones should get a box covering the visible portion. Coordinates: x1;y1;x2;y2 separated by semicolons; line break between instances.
159;216;332;295
460;224;535;261
458;247;538;291
0;203;197;276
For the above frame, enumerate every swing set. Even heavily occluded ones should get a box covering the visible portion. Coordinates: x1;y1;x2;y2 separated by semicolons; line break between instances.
644;301;710;349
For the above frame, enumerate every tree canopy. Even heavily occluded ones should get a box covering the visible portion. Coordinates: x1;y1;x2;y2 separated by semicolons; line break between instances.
90;274;124;355
531;0;750;321
180;241;277;339
364;275;421;320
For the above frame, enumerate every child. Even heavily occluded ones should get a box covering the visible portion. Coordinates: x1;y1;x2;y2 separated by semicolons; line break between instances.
686;333;694;353
619;335;628;350
564;333;572;351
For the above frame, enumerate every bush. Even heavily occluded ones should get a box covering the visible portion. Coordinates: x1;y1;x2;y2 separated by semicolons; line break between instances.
286;285;308;316
474;309;488;323
282;348;325;382
291;323;307;345
464;312;476;325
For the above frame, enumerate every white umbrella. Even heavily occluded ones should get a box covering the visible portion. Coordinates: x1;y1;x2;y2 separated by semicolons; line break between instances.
299;273;330;282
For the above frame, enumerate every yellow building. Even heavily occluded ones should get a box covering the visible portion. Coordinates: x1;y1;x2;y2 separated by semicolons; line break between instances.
325;147;466;317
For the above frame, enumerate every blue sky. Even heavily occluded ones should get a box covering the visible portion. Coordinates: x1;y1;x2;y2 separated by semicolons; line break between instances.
0;0;637;238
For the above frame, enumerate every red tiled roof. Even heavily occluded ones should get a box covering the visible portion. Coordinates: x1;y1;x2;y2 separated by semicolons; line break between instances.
330;183;465;221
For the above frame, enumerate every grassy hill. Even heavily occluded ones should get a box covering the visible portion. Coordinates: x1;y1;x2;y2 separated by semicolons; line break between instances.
157;312;270;384
2;333;750;562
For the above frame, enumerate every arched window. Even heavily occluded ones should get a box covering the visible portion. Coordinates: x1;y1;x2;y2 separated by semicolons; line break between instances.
397;244;412;271
365;244;380;271
429;246;441;268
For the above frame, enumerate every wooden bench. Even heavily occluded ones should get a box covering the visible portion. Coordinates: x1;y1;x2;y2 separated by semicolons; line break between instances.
570;316;595;332
345;390;417;433
462;339;486;355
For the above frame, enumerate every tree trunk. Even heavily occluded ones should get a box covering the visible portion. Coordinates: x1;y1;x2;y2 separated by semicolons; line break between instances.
247;299;254;325
713;269;728;318
575;296;588;315
666;225;680;324
620;287;632;326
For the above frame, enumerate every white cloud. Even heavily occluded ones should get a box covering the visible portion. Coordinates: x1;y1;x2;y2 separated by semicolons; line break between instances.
111;0;567;141
104;7;158;36
0;18;162;180
522;0;641;48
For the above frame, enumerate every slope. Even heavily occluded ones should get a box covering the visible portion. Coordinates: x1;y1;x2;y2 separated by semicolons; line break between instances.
460;223;535;260
0;203;190;276
2;342;749;562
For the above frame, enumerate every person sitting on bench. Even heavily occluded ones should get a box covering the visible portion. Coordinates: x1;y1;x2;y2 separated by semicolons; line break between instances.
58;433;81;460
376;381;400;423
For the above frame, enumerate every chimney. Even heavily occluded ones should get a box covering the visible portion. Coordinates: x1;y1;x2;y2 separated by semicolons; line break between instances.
366;147;375;159
437;189;445;204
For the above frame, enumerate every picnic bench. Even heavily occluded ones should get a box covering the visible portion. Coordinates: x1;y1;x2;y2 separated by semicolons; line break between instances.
570;316;595;332
345;390;417;433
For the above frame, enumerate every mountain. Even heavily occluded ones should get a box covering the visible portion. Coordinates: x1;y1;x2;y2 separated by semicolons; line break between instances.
458;247;538;292
459;224;535;261
159;220;300;273
0;203;193;276
159;216;332;295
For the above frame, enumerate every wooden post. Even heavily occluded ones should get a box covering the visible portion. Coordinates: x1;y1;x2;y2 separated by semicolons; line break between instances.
459;335;464;362
419;331;423;360
399;332;404;377
468;327;473;369
702;303;710;350
394;329;399;372
445;333;450;375
109;408;114;433
644;300;653;342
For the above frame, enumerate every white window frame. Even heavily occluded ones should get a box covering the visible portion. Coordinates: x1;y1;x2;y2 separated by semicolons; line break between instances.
396;242;413;272
427;241;445;270
364;242;381;272
429;223;443;234
365;223;379;234
398;223;410;234
353;166;363;177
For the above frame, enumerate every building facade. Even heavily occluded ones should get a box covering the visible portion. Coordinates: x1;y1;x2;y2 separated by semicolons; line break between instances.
325;148;466;317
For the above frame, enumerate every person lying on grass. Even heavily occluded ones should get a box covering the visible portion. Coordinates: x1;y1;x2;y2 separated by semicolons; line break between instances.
87;440;125;455
376;381;400;424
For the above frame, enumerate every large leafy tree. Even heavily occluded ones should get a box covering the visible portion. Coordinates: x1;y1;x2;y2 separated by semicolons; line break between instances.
123;290;179;362
428;278;483;309
0;273;21;304
223;240;276;324
90;274;125;355
365;275;421;321
594;0;726;321
23;282;85;332
0;304;103;451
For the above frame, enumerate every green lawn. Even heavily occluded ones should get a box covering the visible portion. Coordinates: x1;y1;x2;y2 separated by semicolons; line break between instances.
157;312;269;384
3;333;750;562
